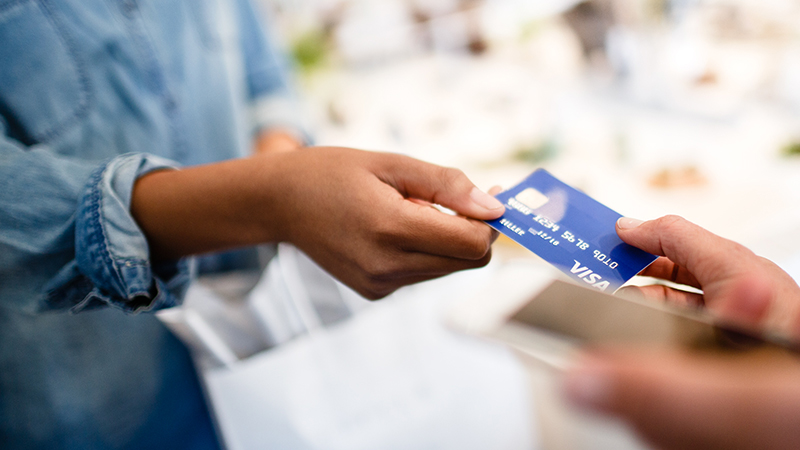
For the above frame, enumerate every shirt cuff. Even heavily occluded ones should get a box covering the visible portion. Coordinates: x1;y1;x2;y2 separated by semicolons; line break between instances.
74;154;192;314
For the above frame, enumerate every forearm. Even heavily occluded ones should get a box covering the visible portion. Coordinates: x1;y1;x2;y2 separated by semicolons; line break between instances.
130;155;284;261
131;146;503;300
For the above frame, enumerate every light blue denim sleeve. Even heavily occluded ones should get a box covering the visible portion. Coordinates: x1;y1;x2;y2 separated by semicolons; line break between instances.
235;0;311;143
0;126;190;315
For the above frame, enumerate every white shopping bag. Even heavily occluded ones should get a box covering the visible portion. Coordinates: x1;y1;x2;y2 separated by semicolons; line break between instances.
247;243;369;347
197;249;538;450
203;283;537;450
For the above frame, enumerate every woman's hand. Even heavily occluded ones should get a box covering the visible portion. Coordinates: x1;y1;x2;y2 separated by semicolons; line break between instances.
132;147;504;299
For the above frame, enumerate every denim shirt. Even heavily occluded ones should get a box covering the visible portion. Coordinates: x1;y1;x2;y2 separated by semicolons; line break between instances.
0;0;304;448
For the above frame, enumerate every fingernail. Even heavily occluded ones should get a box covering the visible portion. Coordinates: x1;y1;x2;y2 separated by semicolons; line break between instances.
470;187;504;211
562;358;613;413
617;217;644;230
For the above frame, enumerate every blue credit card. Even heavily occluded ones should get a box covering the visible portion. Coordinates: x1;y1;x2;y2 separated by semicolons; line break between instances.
486;169;657;292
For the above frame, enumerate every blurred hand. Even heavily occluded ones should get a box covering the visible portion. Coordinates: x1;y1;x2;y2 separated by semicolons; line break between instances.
564;348;800;450
265;147;503;299
254;129;304;154
560;215;800;450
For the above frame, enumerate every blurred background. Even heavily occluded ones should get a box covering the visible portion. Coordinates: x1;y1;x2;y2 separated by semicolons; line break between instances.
187;2;800;449
255;0;800;267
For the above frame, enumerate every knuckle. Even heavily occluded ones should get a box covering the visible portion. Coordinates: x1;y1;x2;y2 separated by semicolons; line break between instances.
657;214;687;232
474;249;493;268
360;288;390;301
352;262;398;300
438;166;468;189
360;257;398;283
654;215;689;255
374;211;413;245
371;222;397;245
458;248;493;271
463;231;492;260
360;281;396;301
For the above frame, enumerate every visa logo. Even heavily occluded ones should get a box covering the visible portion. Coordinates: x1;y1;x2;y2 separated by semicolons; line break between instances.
570;260;611;291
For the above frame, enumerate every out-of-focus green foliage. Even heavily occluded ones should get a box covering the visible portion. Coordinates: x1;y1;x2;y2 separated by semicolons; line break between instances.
291;30;329;73
511;139;558;164
781;141;800;157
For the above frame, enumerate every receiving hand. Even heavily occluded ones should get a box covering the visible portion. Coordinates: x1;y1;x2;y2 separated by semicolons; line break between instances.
561;215;800;450
615;215;800;335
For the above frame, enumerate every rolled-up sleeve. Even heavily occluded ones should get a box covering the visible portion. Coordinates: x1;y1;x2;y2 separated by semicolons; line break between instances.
73;154;191;314
235;0;311;143
0;131;190;315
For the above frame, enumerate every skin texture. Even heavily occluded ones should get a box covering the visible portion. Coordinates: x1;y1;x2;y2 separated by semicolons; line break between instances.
563;215;800;450
130;146;504;299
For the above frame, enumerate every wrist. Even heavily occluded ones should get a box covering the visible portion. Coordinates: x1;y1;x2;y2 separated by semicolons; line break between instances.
131;155;290;260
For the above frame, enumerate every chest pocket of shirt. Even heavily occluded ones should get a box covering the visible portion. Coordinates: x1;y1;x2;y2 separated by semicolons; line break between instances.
0;0;90;145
